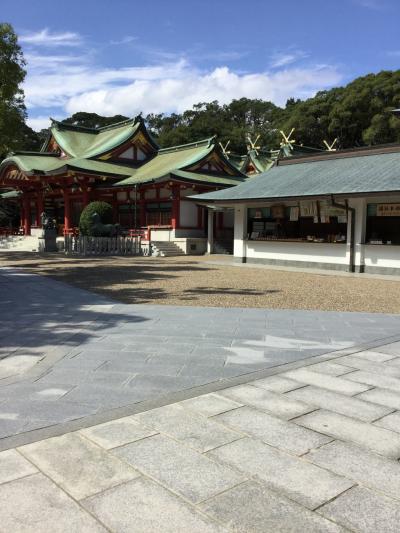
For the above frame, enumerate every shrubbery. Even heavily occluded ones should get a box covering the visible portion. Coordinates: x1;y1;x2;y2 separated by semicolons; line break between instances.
79;201;113;236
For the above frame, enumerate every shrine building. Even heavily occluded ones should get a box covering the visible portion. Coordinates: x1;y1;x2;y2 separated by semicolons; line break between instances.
0;117;246;254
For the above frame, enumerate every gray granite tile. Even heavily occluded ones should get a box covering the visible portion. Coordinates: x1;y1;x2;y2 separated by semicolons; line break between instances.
214;406;331;455
201;480;345;532
287;385;392;422
19;432;140;500
0;473;106;532
296;409;400;458
79;416;158;449
207;438;353;510
306;440;400;500
318;485;400;533
113;434;245;503
83;476;225;533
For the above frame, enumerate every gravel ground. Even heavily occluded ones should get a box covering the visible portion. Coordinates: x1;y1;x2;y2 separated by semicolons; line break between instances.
1;252;400;313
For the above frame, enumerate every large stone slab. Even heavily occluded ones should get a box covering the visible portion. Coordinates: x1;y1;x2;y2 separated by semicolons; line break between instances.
374;411;400;434
345;350;397;362
83;477;224;532
214;406;332;455
79;416;157;449
318;485;400;533
346;370;400;392
220;384;313;420
251;375;305;393
296;409;400;458
200;480;344;532
19;432;140;499
336;355;400;377
282;368;370;395
357;387;400;410
0;449;37;484
0;473;106;532
287;385;392;422
207;437;353;509
134;404;243;452
306;440;400;500
180;393;243;417
113;434;245;503
306;360;354;376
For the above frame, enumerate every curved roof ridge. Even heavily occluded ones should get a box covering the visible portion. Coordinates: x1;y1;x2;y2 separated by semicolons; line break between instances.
159;136;216;154
50;116;138;134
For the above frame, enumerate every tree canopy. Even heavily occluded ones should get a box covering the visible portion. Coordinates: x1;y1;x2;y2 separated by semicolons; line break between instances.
0;23;40;159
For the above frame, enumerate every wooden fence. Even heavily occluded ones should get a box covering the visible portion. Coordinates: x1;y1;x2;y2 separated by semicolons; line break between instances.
64;235;148;256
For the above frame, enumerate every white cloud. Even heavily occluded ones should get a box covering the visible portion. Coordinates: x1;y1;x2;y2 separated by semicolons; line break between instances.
22;29;343;131
20;28;82;47
26;116;55;131
109;36;137;45
64;64;342;117
270;49;308;69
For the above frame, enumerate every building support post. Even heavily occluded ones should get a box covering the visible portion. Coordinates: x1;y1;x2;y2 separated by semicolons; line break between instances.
23;195;31;235
207;208;214;254
233;205;247;262
82;186;89;207
63;188;71;234
171;186;180;230
37;194;44;227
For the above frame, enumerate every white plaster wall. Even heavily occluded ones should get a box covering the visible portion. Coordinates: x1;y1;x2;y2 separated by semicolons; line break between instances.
364;245;400;268
149;228;173;241
180;201;197;227
246;241;349;264
233;205;247;258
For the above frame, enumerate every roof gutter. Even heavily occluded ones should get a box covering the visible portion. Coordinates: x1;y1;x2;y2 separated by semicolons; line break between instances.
331;195;355;273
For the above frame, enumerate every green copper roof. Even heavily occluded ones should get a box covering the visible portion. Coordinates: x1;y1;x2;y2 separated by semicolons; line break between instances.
50;118;141;158
0;153;132;178
171;170;245;186
1;154;65;173
191;148;400;202
115;138;244;187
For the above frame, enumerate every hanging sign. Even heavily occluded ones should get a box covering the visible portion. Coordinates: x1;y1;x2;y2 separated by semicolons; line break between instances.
376;204;400;217
290;206;299;221
300;201;318;217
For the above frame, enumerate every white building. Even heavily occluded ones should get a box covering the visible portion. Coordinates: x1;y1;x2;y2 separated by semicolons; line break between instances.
192;144;400;275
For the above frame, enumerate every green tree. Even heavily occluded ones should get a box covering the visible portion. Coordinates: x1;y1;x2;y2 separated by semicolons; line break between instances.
0;23;39;158
62;112;129;129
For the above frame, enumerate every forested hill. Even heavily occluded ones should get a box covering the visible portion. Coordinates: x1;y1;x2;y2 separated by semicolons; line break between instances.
41;70;400;154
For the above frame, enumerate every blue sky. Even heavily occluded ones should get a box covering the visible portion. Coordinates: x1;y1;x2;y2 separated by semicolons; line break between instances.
2;0;400;130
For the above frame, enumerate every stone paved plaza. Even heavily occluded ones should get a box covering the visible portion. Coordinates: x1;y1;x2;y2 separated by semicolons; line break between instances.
3;341;400;531
1;267;400;443
3;267;400;530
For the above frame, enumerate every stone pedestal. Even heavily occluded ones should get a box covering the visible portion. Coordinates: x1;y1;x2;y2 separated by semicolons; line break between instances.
38;229;58;252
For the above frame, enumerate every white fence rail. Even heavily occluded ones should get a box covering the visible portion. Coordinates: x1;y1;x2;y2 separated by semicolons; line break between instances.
64;235;146;256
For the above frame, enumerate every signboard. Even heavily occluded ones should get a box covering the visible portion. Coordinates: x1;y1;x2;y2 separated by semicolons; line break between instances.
300;201;318;217
376;204;400;217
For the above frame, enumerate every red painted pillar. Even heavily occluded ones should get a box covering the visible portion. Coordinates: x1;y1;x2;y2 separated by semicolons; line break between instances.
63;188;71;234
171;186;180;229
23;196;31;235
82;186;89;207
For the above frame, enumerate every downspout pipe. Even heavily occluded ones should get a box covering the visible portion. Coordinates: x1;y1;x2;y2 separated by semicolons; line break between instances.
331;195;355;273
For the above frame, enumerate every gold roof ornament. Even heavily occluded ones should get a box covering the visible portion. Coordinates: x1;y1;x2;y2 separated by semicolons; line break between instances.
219;140;231;157
323;138;338;151
246;134;261;155
279;128;296;149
